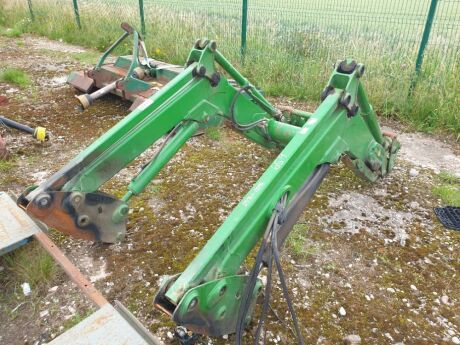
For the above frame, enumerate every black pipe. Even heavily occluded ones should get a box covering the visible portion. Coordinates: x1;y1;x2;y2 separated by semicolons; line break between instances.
0;116;49;141
0;116;34;134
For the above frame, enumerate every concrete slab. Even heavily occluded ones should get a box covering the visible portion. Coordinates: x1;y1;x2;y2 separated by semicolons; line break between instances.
48;303;159;345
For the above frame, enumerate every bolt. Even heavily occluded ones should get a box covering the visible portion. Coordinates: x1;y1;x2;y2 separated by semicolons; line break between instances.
70;192;83;207
188;297;198;311
209;40;217;52
356;64;366;78
36;193;51;209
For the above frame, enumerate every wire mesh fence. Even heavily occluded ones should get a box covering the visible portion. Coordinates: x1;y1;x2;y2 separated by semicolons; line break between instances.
1;0;459;133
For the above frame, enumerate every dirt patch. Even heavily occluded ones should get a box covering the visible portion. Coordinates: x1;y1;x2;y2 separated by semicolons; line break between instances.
24;36;86;53
386;128;460;176
322;191;414;245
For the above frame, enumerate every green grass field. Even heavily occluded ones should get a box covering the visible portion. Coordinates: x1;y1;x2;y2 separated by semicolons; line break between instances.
1;0;459;136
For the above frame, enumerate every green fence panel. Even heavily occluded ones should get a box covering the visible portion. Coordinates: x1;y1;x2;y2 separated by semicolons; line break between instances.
142;0;242;63
0;0;458;133
72;0;82;29
27;0;34;21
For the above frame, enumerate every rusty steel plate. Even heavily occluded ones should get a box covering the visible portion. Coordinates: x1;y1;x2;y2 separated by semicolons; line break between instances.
0;192;40;255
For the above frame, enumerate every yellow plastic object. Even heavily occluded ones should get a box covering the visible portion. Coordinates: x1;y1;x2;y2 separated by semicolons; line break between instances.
33;127;47;142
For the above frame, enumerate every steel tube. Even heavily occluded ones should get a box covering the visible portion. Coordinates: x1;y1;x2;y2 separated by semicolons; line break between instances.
76;81;117;109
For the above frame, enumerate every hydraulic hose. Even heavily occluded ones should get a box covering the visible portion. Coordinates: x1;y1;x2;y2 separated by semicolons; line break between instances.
0;116;49;142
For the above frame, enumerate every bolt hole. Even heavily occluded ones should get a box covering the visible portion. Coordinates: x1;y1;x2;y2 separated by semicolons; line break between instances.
219;285;227;296
188;297;198;311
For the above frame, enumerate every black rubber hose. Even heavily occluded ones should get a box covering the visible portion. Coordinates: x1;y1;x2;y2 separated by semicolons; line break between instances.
0;116;34;134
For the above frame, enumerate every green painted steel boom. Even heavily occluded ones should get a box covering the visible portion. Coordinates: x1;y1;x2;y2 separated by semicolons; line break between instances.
19;40;400;337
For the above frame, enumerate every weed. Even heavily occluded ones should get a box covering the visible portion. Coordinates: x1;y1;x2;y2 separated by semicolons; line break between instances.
432;171;460;206
72;51;101;64
1;242;56;290
205;127;221;141
62;309;94;331
0;159;15;172
2;27;21;37
286;223;320;259
0;68;30;87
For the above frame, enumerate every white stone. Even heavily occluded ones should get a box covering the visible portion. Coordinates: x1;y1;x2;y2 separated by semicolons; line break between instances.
338;306;346;316
441;295;449;304
166;332;174;340
39;310;49;318
48;286;58;293
452;336;460;345
343;334;361;345
409;168;419;177
21;282;31;296
410;285;417;291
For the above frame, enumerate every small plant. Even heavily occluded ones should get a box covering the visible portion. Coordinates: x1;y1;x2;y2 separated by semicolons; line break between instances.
432;172;460;206
286;223;320;260
62;309;94;330
205;127;221;141
0;159;15;172
0;68;30;87
2;243;56;290
3;27;21;38
72;51;101;64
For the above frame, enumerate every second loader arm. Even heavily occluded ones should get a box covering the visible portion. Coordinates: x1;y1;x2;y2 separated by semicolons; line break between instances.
19;40;400;336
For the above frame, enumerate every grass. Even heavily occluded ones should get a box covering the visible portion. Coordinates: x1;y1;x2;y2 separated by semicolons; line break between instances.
62;309;94;331
0;0;458;137
286;223;321;260
432;172;460;206
72;51;101;64
0;68;30;87
1;242;57;291
204;127;221;141
0;159;15;172
1;27;22;38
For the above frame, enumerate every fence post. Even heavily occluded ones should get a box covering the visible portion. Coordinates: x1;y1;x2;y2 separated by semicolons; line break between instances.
241;0;248;57
138;0;146;37
72;0;82;29
409;0;439;94
27;0;34;21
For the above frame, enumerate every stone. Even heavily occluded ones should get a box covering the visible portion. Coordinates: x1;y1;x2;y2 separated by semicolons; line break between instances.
343;334;361;345
48;286;58;293
21;282;31;296
409;168;419;177
338;306;346;316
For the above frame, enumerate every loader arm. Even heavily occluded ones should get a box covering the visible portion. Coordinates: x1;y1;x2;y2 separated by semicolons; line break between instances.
19;40;399;335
